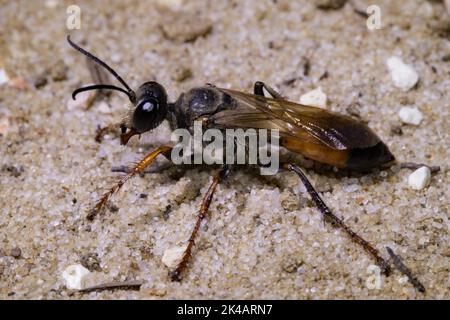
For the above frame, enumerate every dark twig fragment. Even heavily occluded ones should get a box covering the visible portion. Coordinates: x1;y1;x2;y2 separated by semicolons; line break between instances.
400;162;440;174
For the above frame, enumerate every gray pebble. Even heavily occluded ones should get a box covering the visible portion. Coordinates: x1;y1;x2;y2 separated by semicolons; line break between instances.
10;247;21;259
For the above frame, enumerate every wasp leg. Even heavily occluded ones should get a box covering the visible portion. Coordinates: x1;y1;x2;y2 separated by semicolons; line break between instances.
386;247;425;293
283;163;391;276
88;146;172;220
254;81;284;99
111;162;174;174
169;165;231;281
110;152;197;175
95;123;121;143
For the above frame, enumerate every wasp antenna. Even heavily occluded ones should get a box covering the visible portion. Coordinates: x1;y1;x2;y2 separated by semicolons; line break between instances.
67;35;136;102
72;84;132;100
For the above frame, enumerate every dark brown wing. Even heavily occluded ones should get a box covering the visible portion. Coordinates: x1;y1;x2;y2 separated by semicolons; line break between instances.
210;88;380;151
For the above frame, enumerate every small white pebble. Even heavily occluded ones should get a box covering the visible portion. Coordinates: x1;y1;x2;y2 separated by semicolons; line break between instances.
162;245;187;268
343;184;360;193
45;0;58;8
398;107;423;125
398;275;409;285
0;69;10;85
156;0;184;10
110;54;122;63
67;89;96;110
299;87;327;108
97;101;112;114
408;166;431;190
62;264;90;290
386;56;419;91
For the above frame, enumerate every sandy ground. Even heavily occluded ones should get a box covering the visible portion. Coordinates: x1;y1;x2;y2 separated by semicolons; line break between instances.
0;0;449;299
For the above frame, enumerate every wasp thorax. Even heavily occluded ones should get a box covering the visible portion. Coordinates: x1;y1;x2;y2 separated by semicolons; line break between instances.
132;82;168;133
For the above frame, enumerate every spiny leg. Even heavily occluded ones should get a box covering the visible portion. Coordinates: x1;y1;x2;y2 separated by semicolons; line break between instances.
169;165;231;281
88;145;172;220
254;81;284;99
386;247;425;293
111;162;174;174
283;163;391;276
110;152;195;174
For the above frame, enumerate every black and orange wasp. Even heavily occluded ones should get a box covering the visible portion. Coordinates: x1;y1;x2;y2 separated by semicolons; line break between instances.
67;35;430;291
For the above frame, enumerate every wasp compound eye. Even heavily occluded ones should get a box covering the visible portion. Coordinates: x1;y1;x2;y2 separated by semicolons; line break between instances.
131;82;168;133
133;98;159;132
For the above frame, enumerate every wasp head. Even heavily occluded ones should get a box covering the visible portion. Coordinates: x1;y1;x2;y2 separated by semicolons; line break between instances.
120;82;168;145
67;35;169;145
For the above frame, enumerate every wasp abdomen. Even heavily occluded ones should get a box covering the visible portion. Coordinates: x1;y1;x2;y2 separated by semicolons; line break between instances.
346;141;395;171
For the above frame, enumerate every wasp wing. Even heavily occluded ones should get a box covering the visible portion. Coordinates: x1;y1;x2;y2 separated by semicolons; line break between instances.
211;88;380;151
